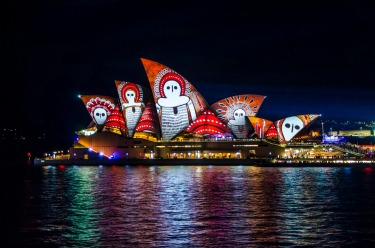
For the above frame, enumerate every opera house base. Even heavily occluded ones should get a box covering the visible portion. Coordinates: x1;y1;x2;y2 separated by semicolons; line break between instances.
33;157;375;167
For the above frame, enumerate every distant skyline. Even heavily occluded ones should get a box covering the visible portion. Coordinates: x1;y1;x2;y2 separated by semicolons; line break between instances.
1;0;375;145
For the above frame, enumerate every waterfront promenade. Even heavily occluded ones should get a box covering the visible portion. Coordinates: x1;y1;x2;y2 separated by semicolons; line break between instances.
33;157;375;167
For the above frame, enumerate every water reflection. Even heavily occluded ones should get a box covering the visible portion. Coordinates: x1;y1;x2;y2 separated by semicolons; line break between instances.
8;165;375;247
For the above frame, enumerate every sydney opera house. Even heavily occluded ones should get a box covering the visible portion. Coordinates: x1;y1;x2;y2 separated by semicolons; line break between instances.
69;58;320;161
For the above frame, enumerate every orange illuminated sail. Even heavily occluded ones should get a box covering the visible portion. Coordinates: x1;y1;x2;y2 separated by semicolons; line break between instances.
141;58;208;140
248;116;273;139
80;95;125;135
210;94;266;139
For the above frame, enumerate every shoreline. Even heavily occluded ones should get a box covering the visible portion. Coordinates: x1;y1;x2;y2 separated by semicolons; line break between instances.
33;158;375;167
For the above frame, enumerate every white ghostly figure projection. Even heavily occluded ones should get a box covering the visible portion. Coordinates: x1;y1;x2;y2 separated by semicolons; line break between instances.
93;108;108;125
281;116;304;141
228;108;248;138
120;83;144;137
84;96;115;132
156;73;196;140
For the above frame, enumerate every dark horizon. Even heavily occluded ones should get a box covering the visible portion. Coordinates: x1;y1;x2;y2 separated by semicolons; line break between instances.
1;0;375;147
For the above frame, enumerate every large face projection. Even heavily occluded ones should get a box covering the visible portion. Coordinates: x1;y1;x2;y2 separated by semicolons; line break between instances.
210;94;266;139
281;116;303;141
275;114;320;142
141;58;208;140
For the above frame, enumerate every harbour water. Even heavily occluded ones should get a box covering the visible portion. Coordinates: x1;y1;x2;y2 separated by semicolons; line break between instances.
1;164;375;247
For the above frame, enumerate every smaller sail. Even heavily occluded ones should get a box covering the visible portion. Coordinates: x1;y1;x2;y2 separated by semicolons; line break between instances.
210;94;266;139
275;114;320;142
185;109;231;135
135;101;161;138
248;117;273;139
115;81;150;137
80;95;116;131
104;104;126;136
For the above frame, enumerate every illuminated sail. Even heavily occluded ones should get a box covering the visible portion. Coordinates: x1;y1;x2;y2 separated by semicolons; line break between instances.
115;81;150;137
185;109;231;135
210;94;266;139
275;114;320;142
141;58;208;140
80;95;125;135
248;116;273;139
103;104;126;136
135;101;161;138
265;123;278;138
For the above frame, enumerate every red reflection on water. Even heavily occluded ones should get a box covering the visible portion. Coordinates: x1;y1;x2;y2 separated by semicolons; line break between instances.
364;167;372;174
58;165;65;169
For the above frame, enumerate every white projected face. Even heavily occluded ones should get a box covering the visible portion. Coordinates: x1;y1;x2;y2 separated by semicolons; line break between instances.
282;116;303;141
163;80;181;98
125;89;136;103
93;108;107;125
231;108;246;125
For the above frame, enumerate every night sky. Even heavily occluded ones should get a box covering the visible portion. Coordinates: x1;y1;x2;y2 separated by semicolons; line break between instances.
2;0;375;146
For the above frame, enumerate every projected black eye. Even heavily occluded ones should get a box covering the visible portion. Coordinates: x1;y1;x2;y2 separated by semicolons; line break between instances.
285;123;291;128
174;86;178;90
295;125;300;130
167;86;170;90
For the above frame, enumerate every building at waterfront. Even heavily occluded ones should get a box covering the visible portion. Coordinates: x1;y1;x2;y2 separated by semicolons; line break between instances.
69;58;323;160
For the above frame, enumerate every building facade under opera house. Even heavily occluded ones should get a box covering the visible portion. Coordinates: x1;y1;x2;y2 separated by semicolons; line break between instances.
69;58;321;160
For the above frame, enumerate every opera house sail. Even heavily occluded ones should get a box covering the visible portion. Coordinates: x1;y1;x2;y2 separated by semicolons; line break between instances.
210;94;266;139
141;58;208;141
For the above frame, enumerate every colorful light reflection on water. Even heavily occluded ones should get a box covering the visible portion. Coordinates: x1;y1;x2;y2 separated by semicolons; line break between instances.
2;165;375;247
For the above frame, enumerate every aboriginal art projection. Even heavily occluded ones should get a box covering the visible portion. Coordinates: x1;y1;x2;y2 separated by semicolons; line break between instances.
275;114;320;142
210;95;266;139
80;95;126;135
185;109;231;136
141;58;208;141
115;81;149;137
248;117;273;139
135;101;161;138
77;58;320;143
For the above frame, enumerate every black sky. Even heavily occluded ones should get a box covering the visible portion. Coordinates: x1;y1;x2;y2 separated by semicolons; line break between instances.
1;0;375;145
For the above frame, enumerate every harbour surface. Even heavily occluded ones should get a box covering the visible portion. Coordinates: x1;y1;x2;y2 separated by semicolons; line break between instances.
1;163;375;247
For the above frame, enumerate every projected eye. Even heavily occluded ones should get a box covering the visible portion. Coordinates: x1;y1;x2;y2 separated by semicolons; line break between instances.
295;125;300;130
174;86;178;90
166;86;170;90
235;113;238;116
285;123;291;128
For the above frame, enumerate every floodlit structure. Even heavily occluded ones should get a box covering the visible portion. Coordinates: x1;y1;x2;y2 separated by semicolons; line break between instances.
70;58;320;160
